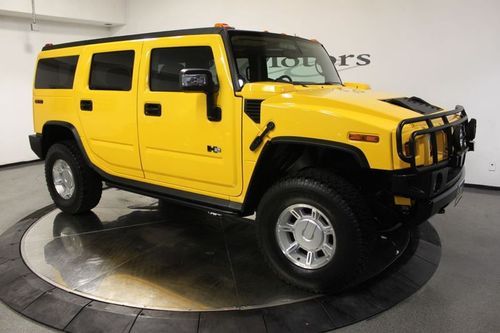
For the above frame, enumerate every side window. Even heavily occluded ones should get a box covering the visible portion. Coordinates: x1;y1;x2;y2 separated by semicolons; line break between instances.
89;50;134;91
34;56;79;89
150;46;217;92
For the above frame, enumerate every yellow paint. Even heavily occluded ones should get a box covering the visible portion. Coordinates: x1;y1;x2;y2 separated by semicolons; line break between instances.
33;33;449;206
343;81;371;90
134;35;243;197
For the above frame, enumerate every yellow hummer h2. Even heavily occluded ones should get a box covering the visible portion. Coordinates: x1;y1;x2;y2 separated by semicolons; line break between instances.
29;24;476;292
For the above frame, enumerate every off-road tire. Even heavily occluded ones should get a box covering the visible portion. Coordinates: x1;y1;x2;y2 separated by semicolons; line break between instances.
256;169;375;293
45;141;102;214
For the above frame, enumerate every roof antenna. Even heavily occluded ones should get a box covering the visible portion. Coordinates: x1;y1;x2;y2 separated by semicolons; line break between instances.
30;0;39;31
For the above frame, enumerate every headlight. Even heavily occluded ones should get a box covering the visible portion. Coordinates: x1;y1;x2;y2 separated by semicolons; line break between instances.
453;126;467;150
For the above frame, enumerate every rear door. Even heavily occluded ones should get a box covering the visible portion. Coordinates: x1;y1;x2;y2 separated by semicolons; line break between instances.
137;35;242;197
76;41;143;178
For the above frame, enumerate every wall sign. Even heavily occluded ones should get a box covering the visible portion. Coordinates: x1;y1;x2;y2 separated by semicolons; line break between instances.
330;54;371;71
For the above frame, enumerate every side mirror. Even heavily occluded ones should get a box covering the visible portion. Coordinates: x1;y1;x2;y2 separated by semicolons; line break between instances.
179;68;221;121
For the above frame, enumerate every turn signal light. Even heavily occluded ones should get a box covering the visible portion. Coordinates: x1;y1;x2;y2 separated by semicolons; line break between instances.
404;142;411;156
349;133;380;143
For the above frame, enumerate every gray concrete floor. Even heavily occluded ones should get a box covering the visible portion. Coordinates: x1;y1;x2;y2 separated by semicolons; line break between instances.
0;162;499;332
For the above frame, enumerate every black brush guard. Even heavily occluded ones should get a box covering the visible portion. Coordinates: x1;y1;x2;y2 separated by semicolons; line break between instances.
386;106;476;224
396;105;473;172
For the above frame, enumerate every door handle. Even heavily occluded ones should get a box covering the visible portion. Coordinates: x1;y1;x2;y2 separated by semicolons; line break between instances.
80;100;93;111
145;103;162;117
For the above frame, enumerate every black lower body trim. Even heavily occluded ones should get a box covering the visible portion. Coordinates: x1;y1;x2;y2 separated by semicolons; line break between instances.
105;177;242;215
29;134;43;159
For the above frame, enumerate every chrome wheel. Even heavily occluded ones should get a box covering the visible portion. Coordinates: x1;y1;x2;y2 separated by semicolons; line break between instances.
52;159;75;200
275;203;336;269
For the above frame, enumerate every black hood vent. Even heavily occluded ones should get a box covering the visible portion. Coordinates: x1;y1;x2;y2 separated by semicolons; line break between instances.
381;96;442;114
244;99;263;123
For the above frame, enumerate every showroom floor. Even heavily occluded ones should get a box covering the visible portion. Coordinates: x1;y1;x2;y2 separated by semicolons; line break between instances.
0;162;499;333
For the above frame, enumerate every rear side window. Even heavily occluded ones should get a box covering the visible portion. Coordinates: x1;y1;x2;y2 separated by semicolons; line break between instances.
89;50;134;91
34;56;79;89
150;46;217;91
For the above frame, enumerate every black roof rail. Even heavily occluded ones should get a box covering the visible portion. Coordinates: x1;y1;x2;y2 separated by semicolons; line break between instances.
42;27;225;51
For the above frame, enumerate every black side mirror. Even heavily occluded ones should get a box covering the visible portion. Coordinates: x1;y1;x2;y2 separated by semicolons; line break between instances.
179;68;221;121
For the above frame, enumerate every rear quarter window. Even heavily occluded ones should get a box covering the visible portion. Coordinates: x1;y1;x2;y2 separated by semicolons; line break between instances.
34;56;79;89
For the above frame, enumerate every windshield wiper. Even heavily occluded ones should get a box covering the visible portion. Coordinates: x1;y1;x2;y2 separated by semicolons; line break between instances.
293;81;341;86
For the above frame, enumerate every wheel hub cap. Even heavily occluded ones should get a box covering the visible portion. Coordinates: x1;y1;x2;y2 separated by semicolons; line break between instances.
295;219;324;250
52;159;75;200
276;204;336;270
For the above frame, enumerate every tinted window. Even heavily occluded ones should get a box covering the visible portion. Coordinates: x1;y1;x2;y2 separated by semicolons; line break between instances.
89;51;134;91
150;46;217;91
229;32;341;86
35;56;78;89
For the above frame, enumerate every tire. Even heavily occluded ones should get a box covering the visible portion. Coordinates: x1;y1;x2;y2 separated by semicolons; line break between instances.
45;141;102;214
256;169;375;293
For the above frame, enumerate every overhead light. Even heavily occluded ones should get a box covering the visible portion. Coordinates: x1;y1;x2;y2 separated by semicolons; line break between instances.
214;23;234;29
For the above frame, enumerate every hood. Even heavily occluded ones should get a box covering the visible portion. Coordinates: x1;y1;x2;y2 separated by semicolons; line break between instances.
238;83;444;124
267;86;433;122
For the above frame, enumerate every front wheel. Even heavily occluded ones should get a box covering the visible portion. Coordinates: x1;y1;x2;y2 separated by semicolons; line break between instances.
45;141;102;214
257;171;374;293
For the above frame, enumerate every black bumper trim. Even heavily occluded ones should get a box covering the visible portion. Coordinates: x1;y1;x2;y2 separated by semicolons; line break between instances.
412;170;465;223
390;166;465;224
428;170;465;215
29;134;43;159
392;166;464;199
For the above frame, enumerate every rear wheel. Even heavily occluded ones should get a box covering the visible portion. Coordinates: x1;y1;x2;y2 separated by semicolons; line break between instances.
45;141;102;214
257;170;374;293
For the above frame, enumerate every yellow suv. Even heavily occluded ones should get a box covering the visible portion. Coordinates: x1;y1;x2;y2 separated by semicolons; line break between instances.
29;25;476;292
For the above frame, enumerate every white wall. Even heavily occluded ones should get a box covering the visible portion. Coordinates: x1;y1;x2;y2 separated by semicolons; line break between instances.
1;0;497;186
116;0;500;187
0;0;125;26
0;15;111;165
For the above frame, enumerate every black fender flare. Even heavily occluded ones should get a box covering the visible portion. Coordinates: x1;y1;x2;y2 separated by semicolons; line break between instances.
241;136;370;214
271;137;369;168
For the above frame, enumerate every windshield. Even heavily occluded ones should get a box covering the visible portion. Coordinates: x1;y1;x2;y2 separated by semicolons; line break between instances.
229;31;341;87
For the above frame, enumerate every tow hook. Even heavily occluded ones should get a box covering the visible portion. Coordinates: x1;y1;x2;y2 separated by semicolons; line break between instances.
438;208;446;214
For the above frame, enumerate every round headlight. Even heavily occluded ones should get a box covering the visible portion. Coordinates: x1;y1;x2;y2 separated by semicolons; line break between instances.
460;127;467;148
453;126;467;151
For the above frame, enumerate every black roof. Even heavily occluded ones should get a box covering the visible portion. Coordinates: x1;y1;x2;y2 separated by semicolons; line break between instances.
42;27;225;51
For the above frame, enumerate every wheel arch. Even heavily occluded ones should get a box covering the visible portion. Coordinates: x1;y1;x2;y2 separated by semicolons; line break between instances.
241;137;370;215
40;121;84;159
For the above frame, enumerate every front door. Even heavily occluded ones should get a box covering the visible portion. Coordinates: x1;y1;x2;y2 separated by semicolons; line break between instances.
137;36;242;198
76;42;143;178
